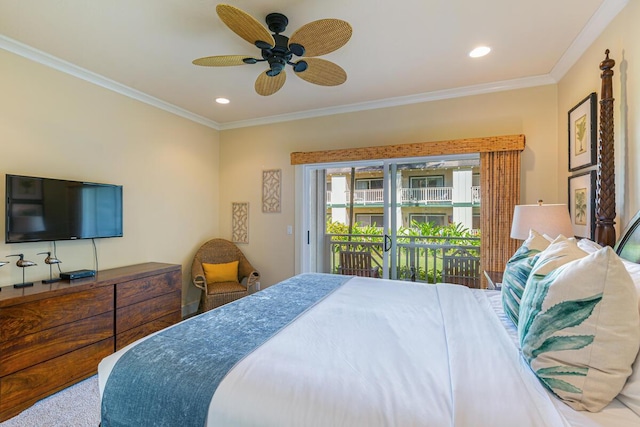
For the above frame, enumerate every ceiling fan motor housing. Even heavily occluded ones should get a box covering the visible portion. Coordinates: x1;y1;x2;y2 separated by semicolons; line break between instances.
263;34;294;76
265;13;288;34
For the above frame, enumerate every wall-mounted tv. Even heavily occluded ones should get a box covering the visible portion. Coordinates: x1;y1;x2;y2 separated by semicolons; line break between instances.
6;174;123;243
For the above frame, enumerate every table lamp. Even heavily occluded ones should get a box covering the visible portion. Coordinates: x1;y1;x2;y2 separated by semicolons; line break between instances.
510;200;574;240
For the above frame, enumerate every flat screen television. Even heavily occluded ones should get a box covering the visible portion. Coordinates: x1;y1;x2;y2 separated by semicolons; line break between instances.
6;174;123;243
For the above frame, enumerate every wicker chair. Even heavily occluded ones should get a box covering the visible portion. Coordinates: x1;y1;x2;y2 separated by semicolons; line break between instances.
191;239;260;312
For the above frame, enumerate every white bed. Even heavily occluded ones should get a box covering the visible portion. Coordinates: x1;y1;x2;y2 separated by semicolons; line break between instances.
99;266;640;427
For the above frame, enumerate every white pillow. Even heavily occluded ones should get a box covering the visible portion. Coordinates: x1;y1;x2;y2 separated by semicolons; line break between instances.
621;258;640;310
577;238;602;254
501;230;550;326
617;257;640;416
519;246;640;412
619;351;640;416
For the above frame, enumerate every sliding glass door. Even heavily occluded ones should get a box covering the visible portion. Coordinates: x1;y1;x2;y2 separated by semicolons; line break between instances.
299;154;481;284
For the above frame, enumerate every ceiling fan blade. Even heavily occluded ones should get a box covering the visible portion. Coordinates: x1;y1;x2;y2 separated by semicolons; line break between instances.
255;70;286;96
192;55;250;66
295;58;346;86
216;4;275;48
289;19;352;57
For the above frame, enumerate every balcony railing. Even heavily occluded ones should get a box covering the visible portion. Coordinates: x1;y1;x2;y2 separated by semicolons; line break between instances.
401;187;452;204
327;233;481;287
327;186;480;206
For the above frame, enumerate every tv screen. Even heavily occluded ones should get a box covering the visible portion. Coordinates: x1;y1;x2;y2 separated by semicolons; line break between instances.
6;174;123;243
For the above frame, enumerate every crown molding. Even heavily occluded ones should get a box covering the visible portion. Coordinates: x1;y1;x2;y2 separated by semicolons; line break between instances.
550;0;628;81
0;35;221;130
219;74;556;130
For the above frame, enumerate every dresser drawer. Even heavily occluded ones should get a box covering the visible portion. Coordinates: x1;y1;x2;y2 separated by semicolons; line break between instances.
116;270;181;308
0;286;114;342
0;311;114;377
0;337;113;421
116;311;182;351
116;290;181;334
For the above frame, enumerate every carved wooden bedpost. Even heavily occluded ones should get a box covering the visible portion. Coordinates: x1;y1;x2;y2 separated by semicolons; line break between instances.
595;49;616;247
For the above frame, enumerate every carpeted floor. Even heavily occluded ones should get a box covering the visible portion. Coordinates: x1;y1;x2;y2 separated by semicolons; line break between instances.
0;375;100;427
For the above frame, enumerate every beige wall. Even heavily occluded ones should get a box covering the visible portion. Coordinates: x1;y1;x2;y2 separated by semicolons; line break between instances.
219;85;559;287
557;0;640;236
0;49;220;311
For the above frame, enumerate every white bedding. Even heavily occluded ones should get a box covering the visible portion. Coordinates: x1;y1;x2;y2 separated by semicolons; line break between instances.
99;277;640;426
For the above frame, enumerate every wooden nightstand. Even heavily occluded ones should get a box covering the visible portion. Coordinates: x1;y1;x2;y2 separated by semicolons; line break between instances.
484;270;503;290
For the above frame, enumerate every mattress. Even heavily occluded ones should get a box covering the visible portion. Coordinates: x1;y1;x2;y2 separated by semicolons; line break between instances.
99;276;640;426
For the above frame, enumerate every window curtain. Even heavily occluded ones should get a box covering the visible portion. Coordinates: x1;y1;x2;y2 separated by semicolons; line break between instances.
480;150;521;287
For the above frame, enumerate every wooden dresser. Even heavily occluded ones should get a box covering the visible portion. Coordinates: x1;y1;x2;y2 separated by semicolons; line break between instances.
0;262;182;421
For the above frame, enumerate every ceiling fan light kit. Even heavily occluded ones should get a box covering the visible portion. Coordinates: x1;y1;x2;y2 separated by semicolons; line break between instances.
193;4;352;96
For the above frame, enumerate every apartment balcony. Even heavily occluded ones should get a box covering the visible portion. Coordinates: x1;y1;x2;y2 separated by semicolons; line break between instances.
326;186;480;206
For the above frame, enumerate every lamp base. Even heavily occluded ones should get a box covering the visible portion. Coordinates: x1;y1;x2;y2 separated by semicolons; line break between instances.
13;282;34;288
43;278;61;284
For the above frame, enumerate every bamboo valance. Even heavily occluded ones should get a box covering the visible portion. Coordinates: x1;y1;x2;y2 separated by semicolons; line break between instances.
290;134;525;165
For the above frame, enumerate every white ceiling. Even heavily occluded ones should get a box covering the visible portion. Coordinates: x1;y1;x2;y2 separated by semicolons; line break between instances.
0;0;628;129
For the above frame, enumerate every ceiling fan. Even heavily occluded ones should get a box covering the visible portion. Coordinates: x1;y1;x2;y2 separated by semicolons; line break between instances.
192;4;352;96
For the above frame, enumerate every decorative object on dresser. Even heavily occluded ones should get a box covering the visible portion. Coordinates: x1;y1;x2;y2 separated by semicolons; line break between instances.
192;238;260;312
6;253;37;288
0;262;182;422
37;251;62;284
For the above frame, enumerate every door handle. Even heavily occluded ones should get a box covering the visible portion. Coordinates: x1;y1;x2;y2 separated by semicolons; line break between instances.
384;235;392;252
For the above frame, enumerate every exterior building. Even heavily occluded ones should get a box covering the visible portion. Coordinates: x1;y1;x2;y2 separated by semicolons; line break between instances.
325;159;481;233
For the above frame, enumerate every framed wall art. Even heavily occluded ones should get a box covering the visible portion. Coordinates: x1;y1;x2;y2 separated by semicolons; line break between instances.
262;169;281;213
568;170;596;239
568;92;597;171
232;202;249;244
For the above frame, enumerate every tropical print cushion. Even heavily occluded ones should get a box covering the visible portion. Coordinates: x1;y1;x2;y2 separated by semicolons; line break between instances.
518;245;640;412
501;230;550;326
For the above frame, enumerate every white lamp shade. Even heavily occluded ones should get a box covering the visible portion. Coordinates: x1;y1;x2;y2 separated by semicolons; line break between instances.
511;204;573;240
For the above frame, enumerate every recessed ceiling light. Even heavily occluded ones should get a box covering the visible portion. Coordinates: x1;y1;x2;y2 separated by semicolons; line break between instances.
469;46;491;58
215;97;230;104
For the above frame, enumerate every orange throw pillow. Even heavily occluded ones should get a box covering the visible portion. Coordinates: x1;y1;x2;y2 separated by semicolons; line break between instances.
202;261;239;284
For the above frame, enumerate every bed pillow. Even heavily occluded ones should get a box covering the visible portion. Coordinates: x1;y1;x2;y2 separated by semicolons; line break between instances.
576;238;602;254
203;261;239;284
518;246;640;412
617;258;640;416
619;350;640;416
501;230;551;326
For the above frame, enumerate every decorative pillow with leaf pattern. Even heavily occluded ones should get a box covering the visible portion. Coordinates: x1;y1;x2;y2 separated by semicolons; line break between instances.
518;245;640;412
501;229;550;326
